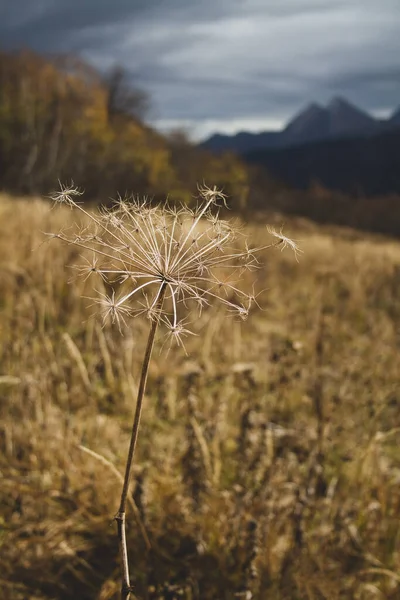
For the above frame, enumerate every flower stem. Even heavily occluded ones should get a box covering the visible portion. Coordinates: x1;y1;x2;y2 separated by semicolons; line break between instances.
116;282;167;600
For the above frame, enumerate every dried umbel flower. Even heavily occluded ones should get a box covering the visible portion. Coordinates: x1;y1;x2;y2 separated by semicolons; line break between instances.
49;183;299;339
48;182;299;600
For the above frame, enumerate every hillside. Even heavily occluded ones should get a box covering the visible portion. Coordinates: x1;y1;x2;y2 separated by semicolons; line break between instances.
201;98;400;197
246;129;400;196
1;193;400;599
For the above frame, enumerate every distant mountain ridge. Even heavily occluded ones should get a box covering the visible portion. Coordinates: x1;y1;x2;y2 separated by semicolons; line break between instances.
245;128;400;197
202;97;400;154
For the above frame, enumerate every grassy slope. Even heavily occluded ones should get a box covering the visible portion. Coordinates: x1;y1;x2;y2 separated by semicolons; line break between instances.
0;194;400;599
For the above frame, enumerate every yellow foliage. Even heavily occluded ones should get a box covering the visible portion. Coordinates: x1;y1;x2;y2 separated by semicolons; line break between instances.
0;49;252;207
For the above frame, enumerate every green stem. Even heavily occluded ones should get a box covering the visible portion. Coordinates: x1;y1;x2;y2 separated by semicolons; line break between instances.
116;282;167;600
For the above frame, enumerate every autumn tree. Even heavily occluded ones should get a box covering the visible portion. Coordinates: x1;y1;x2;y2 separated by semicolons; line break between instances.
0;49;253;211
104;65;150;121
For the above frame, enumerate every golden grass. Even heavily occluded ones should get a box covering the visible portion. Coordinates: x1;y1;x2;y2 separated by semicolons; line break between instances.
1;193;400;599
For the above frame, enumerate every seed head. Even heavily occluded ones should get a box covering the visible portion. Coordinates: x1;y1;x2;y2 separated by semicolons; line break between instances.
48;184;299;344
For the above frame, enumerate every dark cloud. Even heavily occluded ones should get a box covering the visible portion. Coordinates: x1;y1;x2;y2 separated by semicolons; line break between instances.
0;0;399;138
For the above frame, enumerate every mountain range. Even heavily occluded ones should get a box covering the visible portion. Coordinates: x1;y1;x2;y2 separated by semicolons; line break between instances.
202;97;400;154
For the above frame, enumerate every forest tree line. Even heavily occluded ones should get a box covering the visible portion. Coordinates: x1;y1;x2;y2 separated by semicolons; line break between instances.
0;50;252;208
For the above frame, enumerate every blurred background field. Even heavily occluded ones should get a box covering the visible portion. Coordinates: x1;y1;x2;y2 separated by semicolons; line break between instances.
1;193;400;599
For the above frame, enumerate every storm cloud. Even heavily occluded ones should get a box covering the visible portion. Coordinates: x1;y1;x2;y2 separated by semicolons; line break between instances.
1;0;399;139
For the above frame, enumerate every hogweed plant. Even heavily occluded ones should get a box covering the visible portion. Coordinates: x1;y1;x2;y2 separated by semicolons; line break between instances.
48;182;300;599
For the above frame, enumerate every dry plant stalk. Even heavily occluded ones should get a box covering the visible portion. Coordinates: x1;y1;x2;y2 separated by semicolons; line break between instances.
48;182;299;599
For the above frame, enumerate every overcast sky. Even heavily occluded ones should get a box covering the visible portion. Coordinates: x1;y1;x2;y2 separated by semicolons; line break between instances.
1;0;399;140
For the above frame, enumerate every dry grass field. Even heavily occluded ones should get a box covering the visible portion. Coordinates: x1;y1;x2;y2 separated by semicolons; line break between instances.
1;193;400;599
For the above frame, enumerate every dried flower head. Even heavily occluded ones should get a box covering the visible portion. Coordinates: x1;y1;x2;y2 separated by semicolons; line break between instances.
48;184;298;341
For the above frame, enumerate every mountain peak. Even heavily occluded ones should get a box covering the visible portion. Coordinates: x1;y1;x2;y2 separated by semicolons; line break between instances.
304;101;325;112
328;96;351;110
327;96;370;116
325;96;377;136
291;102;325;119
201;97;399;155
283;102;329;144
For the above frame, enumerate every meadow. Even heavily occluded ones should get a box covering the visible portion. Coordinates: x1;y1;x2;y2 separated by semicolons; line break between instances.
0;192;400;599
